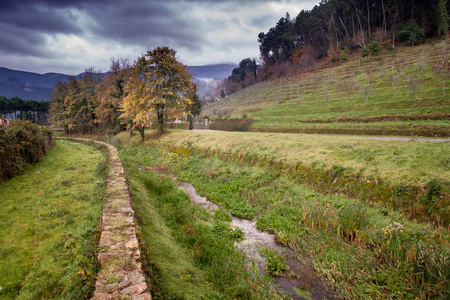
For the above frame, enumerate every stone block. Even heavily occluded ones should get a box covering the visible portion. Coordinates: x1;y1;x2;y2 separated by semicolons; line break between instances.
97;253;119;267
120;282;148;295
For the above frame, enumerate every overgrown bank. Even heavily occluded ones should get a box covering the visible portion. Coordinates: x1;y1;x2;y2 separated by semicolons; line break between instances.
115;131;449;299
0;140;107;299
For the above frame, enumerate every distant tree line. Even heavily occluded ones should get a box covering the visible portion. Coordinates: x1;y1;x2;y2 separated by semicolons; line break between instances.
0;96;50;125
50;47;200;138
221;0;449;95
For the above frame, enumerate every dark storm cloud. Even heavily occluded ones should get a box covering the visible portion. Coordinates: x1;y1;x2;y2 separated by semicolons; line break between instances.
0;0;81;33
0;0;81;57
87;1;204;50
0;23;49;56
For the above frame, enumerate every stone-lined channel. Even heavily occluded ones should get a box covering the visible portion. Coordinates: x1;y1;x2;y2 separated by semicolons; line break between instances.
145;164;337;300
58;138;151;300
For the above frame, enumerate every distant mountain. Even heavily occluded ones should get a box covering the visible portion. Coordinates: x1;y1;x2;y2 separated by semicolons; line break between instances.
189;64;236;80
0;64;237;101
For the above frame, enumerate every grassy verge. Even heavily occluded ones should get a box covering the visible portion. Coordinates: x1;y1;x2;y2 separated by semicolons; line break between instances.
0;140;107;299
117;136;449;299
117;144;287;299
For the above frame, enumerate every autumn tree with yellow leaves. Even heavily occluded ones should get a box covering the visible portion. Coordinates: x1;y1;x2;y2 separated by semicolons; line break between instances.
94;58;129;132
121;47;194;138
50;68;101;134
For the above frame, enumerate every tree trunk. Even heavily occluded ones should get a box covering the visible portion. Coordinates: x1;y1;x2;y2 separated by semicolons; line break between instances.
366;0;371;39
188;114;193;130
156;104;165;135
138;124;145;141
381;0;387;42
355;9;365;47
443;75;446;97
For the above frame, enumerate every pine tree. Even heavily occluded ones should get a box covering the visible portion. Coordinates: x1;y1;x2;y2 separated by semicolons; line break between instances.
436;0;450;37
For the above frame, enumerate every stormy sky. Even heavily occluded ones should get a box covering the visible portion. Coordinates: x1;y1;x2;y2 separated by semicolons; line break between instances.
0;0;318;75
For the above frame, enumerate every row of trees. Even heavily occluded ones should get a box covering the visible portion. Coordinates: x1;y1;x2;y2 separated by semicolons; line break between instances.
51;47;201;138
0;96;50;125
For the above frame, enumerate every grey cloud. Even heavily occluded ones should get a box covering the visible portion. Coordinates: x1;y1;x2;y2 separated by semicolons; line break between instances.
1;7;80;34
86;1;204;49
0;23;51;57
0;0;82;57
249;13;279;29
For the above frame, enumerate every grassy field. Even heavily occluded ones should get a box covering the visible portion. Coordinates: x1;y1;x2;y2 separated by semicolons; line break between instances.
202;40;450;136
0;140;107;299
114;131;449;299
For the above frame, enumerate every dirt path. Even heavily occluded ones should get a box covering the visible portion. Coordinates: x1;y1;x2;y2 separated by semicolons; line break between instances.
352;136;449;142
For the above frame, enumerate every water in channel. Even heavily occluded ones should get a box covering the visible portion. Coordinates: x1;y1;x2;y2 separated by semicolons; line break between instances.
139;164;337;300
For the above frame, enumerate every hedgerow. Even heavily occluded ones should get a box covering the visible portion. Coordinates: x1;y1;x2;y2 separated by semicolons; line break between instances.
0;120;52;181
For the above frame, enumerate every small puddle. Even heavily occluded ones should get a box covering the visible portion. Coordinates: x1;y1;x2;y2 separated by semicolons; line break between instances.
138;164;337;300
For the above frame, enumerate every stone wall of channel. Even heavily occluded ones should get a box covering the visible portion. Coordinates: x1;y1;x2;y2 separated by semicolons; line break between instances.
58;138;151;300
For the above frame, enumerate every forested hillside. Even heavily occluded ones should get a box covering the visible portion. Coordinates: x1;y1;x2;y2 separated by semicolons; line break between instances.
224;0;450;91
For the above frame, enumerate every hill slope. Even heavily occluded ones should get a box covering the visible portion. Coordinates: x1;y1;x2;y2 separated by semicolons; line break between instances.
203;41;450;137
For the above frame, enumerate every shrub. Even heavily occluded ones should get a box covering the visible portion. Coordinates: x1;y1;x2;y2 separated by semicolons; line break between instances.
397;21;424;45
368;40;382;56
328;47;340;62
386;41;394;51
340;46;350;62
361;47;370;57
0;120;52;181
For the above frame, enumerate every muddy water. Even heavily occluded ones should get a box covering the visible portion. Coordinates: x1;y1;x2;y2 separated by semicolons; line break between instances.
141;164;337;300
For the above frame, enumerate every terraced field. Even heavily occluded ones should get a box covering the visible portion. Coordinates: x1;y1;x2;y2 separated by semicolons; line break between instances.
203;40;450;136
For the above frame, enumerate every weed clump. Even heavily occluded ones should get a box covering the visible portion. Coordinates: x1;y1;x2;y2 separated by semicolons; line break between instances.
261;248;287;277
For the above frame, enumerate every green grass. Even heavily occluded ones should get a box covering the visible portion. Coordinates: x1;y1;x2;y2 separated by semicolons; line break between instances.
117;145;286;299
202;40;450;137
0;140;107;299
